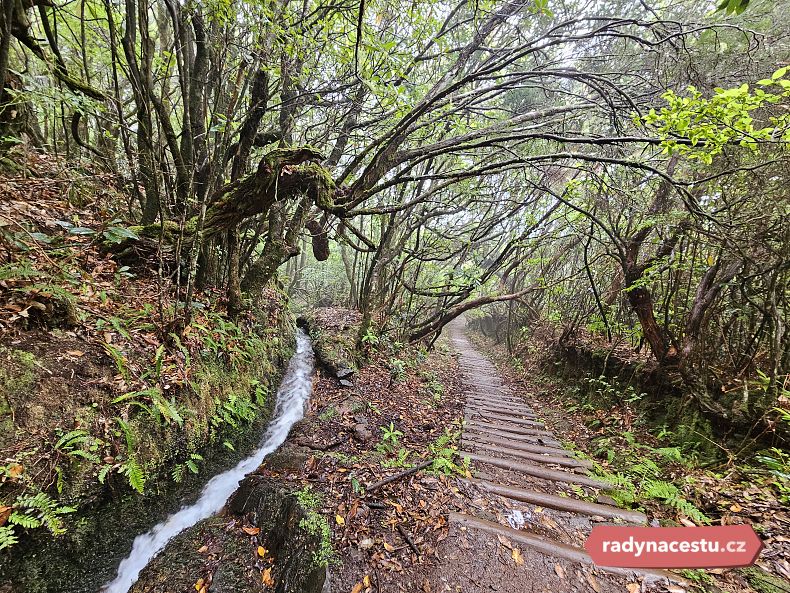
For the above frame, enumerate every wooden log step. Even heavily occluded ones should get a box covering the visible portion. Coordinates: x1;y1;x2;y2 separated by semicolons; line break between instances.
468;479;647;523
467;411;544;427
466;402;536;417
462;435;573;457
463;442;591;468
465;425;563;448
449;513;684;584
460;451;611;489
467;397;532;409
466;420;554;438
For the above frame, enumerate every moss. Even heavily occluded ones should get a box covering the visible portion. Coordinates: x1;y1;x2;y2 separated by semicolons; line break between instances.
740;566;790;593
0;348;37;419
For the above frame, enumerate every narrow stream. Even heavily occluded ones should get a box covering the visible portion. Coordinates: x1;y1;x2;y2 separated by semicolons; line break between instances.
102;329;314;593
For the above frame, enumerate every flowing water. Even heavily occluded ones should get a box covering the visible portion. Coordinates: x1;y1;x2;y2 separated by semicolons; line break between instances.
102;329;314;593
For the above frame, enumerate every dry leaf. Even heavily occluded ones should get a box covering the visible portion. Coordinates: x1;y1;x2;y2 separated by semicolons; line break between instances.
626;583;640;593
512;548;524;565
383;542;395;552
197;545;208;553
351;583;363;593
729;503;742;513
0;506;11;527
261;567;275;587
66;350;85;357
363;575;371;587
586;572;601;592
679;518;696;527
554;564;565;579
257;545;268;558
194;578;204;592
336;514;346;526
243;526;261;535
8;464;24;478
497;534;513;549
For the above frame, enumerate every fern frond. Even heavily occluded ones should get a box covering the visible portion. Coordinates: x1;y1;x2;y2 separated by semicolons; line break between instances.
0;526;18;550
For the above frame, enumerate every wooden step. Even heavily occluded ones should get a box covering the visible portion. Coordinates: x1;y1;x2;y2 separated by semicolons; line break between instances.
467;401;536;415
466;420;554;438
468;479;647;523
462;435;572;457
465;425;562;448
449;513;685;584
467;411;544;427
460;451;611;489
464;442;592;468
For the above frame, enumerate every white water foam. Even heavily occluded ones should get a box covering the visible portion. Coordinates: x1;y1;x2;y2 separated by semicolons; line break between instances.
102;329;314;593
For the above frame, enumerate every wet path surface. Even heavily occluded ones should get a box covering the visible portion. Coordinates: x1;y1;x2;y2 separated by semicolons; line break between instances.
432;320;684;593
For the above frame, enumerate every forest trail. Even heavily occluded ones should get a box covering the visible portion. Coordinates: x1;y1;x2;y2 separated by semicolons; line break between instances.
433;319;685;593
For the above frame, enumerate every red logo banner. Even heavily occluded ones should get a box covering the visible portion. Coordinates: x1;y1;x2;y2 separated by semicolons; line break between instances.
585;525;763;568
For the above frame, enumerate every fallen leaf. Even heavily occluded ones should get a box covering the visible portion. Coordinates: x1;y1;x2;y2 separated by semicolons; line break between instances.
243;526;261;535
626;583;640;593
358;538;374;550
383;541;395;552
0;506;11;527
554;564;565;578
497;534;513;549
336;514;346;526
586;571;602;592
512;548;524;565
729;503;742;513
261;567;275;587
257;545;268;558
194;578;204;592
66;350;85;357
197;545;208;553
363;575;371;587
8;464;24;479
679;518;696;527
351;583;363;593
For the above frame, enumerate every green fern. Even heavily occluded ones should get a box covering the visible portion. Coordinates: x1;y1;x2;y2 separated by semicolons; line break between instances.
642;479;710;524
13;492;76;536
123;457;145;494
0;526;18;550
8;511;42;529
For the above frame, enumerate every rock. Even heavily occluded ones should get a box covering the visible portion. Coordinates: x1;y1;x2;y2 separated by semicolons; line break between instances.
336;396;363;416
339;379;354;388
336;367;354;379
353;423;373;442
596;494;618;506
262;444;311;472
358;538;375;550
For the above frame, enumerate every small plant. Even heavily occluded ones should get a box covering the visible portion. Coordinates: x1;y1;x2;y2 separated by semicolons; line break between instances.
388;358;407;383
754;448;790;503
0;491;76;550
381;448;412;469
54;429;102;464
376;422;403;454
319;406;337;421
360;327;380;349
428;428;468;476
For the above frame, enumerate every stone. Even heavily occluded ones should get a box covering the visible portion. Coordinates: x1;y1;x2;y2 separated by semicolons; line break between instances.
353;423;373;442
336;367;354;379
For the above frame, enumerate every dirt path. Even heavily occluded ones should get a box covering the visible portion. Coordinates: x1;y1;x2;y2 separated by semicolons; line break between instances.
431;320;686;593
